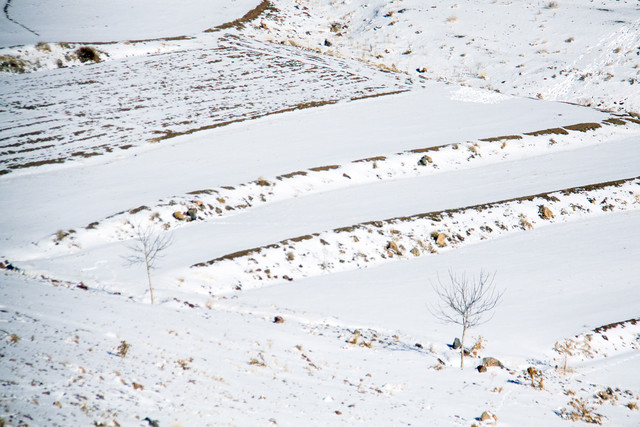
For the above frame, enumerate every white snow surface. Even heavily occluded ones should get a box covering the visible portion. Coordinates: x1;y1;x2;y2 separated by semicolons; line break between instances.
0;0;262;46
1;1;640;426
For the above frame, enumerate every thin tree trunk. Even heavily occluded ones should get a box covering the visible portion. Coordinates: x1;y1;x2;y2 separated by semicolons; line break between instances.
146;262;154;304
460;322;467;369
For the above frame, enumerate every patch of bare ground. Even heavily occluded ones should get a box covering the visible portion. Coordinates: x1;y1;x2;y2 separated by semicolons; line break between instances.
207;0;277;32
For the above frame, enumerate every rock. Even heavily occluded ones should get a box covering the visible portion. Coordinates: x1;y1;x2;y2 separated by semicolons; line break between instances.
538;205;554;219
418;155;433;166
415;343;423;349
324;39;332;47
386;241;401;255
410;247;421;257
452;337;461;349
187;208;198;221
477;365;487;373
482;357;504;368
480;411;497;422
436;233;447;247
173;211;185;220
273;316;284;324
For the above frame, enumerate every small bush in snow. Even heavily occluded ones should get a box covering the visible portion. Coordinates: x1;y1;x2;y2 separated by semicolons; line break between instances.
117;340;130;357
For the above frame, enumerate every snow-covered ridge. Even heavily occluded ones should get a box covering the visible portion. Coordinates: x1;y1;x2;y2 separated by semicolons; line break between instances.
44;114;639;250
188;176;640;293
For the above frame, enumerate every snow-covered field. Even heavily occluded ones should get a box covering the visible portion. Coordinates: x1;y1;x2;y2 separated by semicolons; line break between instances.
1;1;640;426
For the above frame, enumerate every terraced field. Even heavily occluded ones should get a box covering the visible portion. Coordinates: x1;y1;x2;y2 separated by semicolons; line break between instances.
2;1;640;426
0;34;410;175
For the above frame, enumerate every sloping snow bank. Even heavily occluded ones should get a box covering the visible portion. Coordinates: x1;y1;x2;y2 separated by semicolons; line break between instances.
0;0;262;47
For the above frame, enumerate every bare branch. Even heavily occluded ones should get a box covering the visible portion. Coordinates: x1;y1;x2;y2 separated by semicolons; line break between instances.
122;223;172;304
430;269;503;368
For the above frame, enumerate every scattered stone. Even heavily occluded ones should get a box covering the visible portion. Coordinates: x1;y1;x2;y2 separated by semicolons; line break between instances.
386;241;402;255
187;208;198;221
538;205;554;219
415;343;423;349
452;337;461;349
481;357;504;368
273;316;284;324
436;233;447;247
324;39;332;47
410;247;421;256
477;365;488;373
173;211;185;220
479;411;497;422
144;417;160;427
418;154;433;165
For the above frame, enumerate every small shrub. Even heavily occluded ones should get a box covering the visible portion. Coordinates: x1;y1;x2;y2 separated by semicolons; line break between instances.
249;353;266;367
9;333;20;343
75;46;100;63
468;336;484;357
117;340;130;357
546;1;559;9
0;55;26;73
256;177;271;186
35;42;51;52
559;398;603;424
54;229;69;243
525;366;544;389
177;358;193;370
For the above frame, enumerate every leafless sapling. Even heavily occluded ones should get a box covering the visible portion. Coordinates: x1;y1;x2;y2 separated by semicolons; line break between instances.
431;270;503;368
124;224;172;304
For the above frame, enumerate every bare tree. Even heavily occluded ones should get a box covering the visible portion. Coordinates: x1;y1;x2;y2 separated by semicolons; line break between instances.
431;270;503;368
124;224;172;304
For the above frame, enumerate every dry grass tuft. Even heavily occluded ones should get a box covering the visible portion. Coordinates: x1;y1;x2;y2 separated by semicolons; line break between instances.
117;340;131;357
0;55;27;73
75;46;101;63
35;42;51;52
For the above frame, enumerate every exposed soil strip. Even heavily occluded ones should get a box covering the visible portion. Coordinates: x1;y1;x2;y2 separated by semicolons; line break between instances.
207;0;277;32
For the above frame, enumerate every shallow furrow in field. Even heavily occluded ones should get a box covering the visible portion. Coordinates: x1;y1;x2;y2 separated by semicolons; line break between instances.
0;34;411;175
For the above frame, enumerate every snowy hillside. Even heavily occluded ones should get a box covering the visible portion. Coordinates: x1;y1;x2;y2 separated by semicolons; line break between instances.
1;1;640;426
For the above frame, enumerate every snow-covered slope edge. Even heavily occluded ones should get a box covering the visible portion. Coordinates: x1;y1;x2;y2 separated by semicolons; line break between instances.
187;177;640;293
244;0;640;114
41;115;639;250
